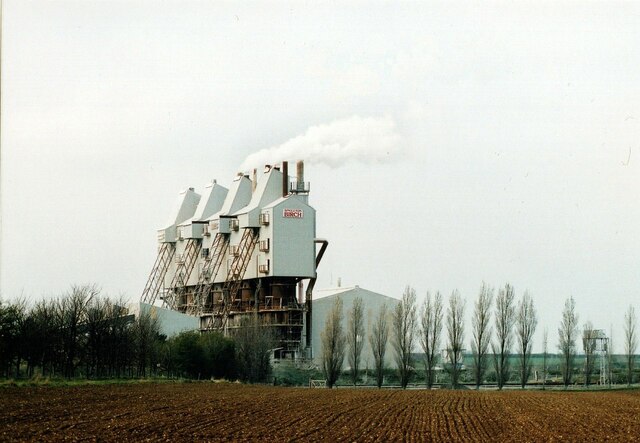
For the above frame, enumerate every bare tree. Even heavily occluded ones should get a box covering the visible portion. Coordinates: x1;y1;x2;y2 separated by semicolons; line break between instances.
392;286;417;389
133;310;162;378
582;321;597;387
369;304;389;389
347;297;365;386
59;285;97;378
234;314;274;383
492;283;516;389
446;290;465;388
516;291;537;388
321;297;346;388
471;283;492;389
420;291;444;389
85;296;110;378
24;299;58;377
542;328;548;390
0;298;27;378
14;299;29;378
558;296;579;388
1;289;173;381
105;297;134;378
624;305;637;386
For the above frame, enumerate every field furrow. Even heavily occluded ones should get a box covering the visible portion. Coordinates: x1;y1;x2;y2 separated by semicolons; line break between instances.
2;384;640;441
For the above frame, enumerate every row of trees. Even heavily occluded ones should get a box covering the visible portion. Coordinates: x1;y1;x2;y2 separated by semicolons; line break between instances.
320;283;638;389
557;298;638;388
0;285;273;383
0;285;161;379
2;282;636;388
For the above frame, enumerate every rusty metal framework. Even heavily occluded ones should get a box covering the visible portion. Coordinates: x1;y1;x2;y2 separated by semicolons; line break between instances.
140;243;175;305
197;236;327;358
202;277;305;359
142;233;327;360
187;232;229;316
163;238;201;311
218;228;258;333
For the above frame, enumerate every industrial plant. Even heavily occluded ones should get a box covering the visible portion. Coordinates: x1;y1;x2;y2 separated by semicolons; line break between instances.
141;161;328;360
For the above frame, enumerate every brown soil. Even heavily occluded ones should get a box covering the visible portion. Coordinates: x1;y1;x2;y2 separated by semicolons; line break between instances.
1;383;639;442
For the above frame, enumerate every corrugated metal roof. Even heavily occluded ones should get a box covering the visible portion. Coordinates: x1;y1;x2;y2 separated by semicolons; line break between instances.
313;285;399;302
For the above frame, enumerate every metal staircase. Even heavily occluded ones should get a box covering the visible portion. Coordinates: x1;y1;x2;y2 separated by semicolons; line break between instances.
164;238;201;310
188;233;229;316
141;243;175;305
217;227;259;333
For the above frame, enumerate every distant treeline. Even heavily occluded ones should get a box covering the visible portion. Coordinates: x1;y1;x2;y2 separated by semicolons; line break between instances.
319;284;638;390
0;285;270;383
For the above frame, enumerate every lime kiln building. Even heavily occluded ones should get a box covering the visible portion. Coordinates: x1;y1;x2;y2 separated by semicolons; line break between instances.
141;161;327;360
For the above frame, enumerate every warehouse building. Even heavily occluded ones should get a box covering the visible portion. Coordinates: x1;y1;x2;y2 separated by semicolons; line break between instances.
311;285;399;368
131;302;200;338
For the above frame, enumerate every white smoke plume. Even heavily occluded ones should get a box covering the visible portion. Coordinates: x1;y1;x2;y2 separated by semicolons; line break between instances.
240;115;403;170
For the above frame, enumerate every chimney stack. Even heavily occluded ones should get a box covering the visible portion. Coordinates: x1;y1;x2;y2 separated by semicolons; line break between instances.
251;168;257;193
282;161;289;197
296;160;304;192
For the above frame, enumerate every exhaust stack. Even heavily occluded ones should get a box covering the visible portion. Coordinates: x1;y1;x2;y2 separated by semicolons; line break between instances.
251;168;257;193
282;161;289;197
296;160;304;192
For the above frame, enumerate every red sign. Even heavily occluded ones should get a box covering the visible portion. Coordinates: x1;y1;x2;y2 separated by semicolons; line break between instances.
283;208;304;219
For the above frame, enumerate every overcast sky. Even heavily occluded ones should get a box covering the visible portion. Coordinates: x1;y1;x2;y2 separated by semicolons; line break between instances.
2;1;639;351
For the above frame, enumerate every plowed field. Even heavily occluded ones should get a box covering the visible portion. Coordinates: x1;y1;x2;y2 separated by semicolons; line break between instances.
1;383;639;441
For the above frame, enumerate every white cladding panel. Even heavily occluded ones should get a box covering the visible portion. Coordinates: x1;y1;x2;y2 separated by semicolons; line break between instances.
236;168;284;228
217;218;233;234
179;183;229;240
220;176;252;216
237;213;250;229
158;188;200;243
192;183;228;221
180;223;203;239
158;226;176;243
168;189;201;227
257;211;274;277
137;302;199;337
271;198;315;278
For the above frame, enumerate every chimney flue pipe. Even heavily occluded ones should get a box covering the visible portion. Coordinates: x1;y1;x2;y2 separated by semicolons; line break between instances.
282;161;289;197
251;168;257;193
296;160;304;192
305;239;329;350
